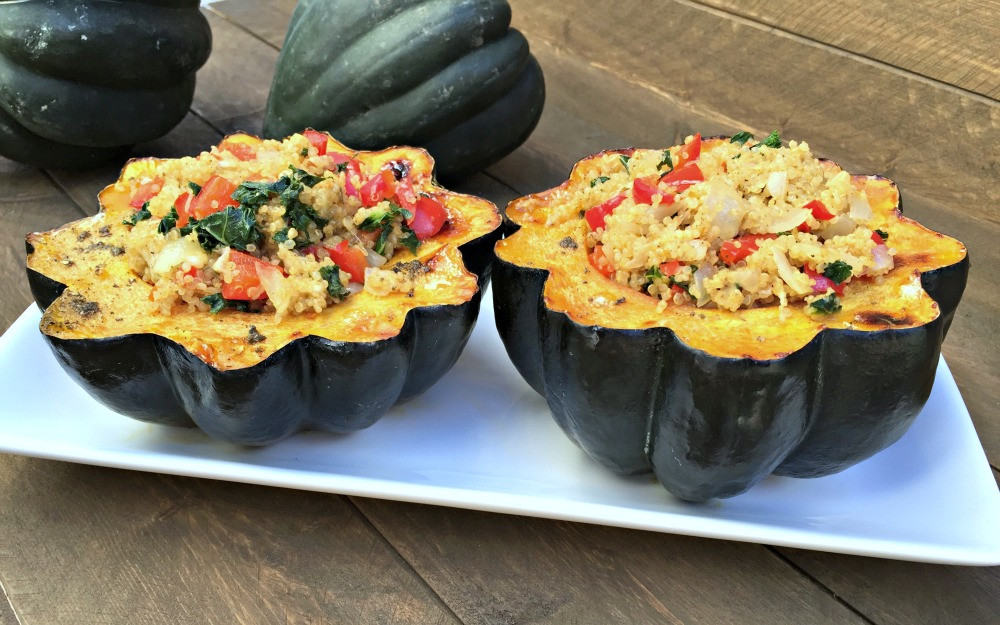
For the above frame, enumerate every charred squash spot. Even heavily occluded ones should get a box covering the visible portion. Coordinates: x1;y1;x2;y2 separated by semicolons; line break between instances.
855;311;915;327
894;252;931;266
558;237;578;250
65;292;100;318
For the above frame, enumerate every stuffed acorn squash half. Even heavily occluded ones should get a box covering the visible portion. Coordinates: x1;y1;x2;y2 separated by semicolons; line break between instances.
493;132;968;502
26;131;501;445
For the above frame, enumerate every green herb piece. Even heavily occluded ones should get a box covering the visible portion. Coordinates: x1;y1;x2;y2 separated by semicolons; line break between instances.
590;176;611;188
273;228;290;244
187;181;202;196
158;207;179;234
656;150;673;171
668;275;691;293
359;203;413;231
319;265;350;299
201;293;229;314
777;230;792;236
730;131;754;146
761;130;782;149
399;224;420;255
619;154;631;174
300;147;309;156
809;294;842;314
195;205;262;251
822;260;853;284
874;229;889;241
123;202;152;226
374;226;392;256
644;266;664;283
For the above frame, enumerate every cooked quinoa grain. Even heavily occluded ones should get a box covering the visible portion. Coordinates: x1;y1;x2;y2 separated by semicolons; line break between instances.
582;132;895;313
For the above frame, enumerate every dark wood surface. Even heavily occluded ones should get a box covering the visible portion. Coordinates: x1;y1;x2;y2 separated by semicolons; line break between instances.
0;1;997;623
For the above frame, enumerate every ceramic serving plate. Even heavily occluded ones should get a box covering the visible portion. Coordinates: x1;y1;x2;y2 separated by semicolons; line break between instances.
1;288;998;565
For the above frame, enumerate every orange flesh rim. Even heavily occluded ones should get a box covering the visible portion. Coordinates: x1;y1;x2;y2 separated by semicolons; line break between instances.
28;134;501;370
495;139;967;360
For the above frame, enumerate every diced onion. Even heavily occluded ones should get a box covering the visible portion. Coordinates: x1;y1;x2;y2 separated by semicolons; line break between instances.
871;243;893;272
766;171;788;201
818;216;856;240
704;177;747;240
366;249;387;267
764;207;811;234
256;264;291;312
691;264;716;306
648;199;680;222
150;237;208;280
772;248;812;295
848;191;873;221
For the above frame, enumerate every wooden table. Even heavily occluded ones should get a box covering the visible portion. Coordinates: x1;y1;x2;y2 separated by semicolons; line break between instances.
2;1;998;622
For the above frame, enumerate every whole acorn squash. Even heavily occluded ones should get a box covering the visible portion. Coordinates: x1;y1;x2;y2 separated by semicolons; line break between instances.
26;132;501;445
493;137;968;501
0;0;211;169
263;0;545;181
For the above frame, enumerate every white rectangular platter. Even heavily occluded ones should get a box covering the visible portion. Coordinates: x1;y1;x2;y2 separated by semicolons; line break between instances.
1;289;998;565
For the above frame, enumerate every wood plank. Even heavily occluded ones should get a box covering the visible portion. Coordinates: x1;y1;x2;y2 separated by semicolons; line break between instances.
507;0;1000;216
776;549;1000;625
487;37;1000;466
210;0;297;49
190;11;278;135
0;159;87;330
692;0;1000;101
0;457;460;625
353;498;869;625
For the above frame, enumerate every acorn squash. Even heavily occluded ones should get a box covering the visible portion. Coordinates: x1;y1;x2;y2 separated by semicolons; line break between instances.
262;0;545;181
0;0;211;169
26;132;501;445
493;137;968;501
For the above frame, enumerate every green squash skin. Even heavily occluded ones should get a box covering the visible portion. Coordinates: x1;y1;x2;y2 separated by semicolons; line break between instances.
263;0;545;181
27;228;501;446
493;214;970;502
0;0;211;167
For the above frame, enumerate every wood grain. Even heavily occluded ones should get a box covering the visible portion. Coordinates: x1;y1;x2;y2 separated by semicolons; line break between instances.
353;498;869;625
507;0;1000;214
0;581;17;625
210;0;298;49
693;0;1000;100
0;457;460;625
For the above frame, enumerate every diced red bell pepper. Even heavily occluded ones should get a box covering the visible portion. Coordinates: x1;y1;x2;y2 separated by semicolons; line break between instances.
360;169;396;208
221;250;272;300
805;199;835;220
130;178;163;208
189;175;239;221
327;240;368;284
174;192;194;227
632;176;661;205
719;234;777;265
804;265;845;296
218;141;257;162
407;196;448;240
797;221;812;233
660;162;704;193
674;133;702;169
871;230;885;245
588;245;614;278
303;129;328;156
660;260;682;276
584;193;627;231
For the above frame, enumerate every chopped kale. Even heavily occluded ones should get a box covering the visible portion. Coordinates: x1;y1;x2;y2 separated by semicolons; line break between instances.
187;181;202;196
319;265;350;299
358;202;412;231
158;207;179;234
201;293;261;314
123;202;152;226
644;266;664;283
874;228;889;242
730;131;754;146
195;205;262;251
590;176;611;188
619;154;631;174
399;224;420;255
657;150;673;171
761;130;782;149
374;226;392;256
823;260;853;284
273;228;290;244
300;147;309;157
809;294;842;314
668;275;691;293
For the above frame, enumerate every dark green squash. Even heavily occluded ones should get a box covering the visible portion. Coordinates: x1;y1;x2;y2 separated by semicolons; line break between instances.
26;132;502;445
0;0;211;169
493;139;968;501
263;0;545;181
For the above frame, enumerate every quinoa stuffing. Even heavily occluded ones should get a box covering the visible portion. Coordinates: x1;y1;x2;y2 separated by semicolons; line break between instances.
118;131;450;320
580;132;895;313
